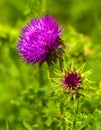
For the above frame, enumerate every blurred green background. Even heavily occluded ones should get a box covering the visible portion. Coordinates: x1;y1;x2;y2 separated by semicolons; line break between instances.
0;0;101;129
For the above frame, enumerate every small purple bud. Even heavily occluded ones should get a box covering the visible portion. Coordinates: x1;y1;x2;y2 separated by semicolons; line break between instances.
61;71;82;91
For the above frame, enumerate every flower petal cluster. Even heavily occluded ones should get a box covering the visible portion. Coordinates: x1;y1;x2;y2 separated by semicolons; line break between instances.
61;71;81;91
17;15;64;66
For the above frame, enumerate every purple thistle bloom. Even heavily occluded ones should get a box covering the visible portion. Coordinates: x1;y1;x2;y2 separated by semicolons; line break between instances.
17;15;65;66
61;71;81;91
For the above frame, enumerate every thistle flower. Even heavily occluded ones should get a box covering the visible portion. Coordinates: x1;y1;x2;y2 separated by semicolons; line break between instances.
17;15;66;66
61;71;81;91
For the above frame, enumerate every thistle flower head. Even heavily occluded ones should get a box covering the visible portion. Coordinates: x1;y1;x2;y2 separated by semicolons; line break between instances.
61;71;81;91
17;15;65;66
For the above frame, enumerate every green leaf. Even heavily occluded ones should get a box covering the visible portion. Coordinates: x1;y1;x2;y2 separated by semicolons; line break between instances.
92;109;101;119
77;63;85;73
81;70;93;77
23;120;33;130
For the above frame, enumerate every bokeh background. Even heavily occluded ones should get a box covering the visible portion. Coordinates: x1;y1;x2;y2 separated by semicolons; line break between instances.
0;0;101;129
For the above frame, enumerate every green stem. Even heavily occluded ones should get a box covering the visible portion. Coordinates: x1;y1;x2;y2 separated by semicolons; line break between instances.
39;67;44;87
59;100;66;130
59;58;64;72
5;118;9;130
72;95;79;130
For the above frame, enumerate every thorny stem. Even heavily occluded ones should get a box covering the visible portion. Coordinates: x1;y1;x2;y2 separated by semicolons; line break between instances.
72;95;79;130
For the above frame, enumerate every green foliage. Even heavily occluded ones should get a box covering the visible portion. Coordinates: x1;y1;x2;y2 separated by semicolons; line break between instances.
0;0;101;130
